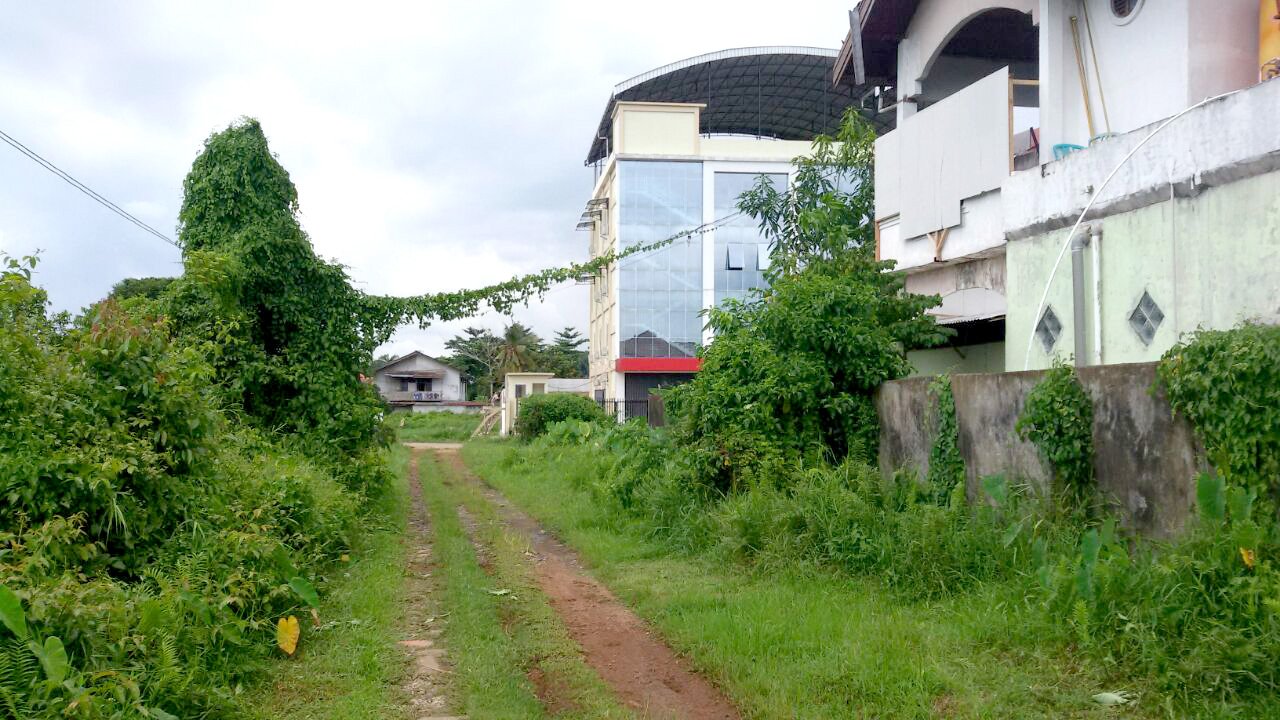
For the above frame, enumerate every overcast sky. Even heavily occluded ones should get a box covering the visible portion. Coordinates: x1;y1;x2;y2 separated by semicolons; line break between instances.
1;1;851;356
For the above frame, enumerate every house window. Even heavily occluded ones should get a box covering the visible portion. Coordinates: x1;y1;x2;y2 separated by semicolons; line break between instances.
415;378;431;392
757;244;771;271
1128;291;1165;346
515;384;525;399
532;383;546;395
594;389;605;403
726;244;745;270
1035;306;1063;354
398;378;408;392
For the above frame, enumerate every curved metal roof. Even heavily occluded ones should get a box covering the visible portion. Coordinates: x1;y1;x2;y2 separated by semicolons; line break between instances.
585;46;888;165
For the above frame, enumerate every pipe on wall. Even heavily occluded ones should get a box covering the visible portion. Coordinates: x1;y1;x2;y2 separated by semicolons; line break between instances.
1071;232;1089;366
1090;225;1103;365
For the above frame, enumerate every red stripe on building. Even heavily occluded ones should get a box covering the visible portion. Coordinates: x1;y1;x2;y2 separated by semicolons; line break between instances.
615;357;702;373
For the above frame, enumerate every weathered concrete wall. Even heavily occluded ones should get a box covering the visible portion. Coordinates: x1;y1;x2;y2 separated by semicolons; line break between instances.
876;362;1205;538
950;369;1053;497
1079;363;1202;538
875;376;938;482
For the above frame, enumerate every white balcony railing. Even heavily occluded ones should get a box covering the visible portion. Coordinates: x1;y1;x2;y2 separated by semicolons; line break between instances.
384;390;443;403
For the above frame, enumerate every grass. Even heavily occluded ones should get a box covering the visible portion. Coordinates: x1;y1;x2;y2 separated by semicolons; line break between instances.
247;446;412;720
391;411;481;442
462;440;1152;720
415;449;544;717
430;452;637;719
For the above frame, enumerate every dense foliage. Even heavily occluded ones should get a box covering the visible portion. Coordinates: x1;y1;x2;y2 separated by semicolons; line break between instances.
1016;362;1096;503
1;257;357;718
0;116;665;719
514;393;607;440
665;112;945;492
925;374;964;505
1157;323;1280;502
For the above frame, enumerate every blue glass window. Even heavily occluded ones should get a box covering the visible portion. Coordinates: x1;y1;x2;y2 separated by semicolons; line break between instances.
713;172;786;306
617;161;703;358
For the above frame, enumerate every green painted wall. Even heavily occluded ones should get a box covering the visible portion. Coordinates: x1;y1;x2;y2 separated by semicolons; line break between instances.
908;341;1005;377
1007;171;1280;371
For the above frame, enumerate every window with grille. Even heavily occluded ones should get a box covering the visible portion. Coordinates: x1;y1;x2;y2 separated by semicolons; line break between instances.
1035;306;1063;354
1128;291;1164;346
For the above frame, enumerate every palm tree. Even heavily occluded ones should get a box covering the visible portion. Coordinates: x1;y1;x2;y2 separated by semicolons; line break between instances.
495;322;542;377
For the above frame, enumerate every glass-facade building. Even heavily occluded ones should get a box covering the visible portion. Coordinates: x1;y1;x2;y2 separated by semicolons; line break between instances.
713;172;786;307
617;161;704;358
615;161;787;360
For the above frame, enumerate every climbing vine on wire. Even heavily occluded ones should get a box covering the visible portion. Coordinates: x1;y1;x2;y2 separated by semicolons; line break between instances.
159;118;681;461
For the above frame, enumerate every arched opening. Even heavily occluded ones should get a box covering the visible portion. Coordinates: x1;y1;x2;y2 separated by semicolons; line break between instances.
921;8;1040;168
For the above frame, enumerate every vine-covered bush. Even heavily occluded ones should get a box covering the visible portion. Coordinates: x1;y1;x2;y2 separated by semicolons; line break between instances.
925;374;964;504
1016;362;1095;502
1157;323;1280;501
514;393;608;440
0;260;360;719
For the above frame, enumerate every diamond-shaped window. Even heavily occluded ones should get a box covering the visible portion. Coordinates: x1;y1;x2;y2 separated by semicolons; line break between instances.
1128;291;1164;346
1035;306;1062;354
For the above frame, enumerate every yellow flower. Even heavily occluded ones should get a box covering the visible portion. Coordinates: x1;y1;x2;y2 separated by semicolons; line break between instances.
1240;547;1256;569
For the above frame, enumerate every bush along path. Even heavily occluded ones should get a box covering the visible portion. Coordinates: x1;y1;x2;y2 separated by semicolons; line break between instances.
412;442;739;719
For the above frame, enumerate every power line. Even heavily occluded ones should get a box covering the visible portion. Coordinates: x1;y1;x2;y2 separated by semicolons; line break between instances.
0;127;180;248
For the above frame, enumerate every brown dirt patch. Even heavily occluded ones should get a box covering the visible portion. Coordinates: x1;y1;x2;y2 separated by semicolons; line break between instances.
528;664;581;716
435;448;741;720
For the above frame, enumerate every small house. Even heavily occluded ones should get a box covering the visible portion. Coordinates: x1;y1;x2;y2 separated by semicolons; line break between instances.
373;351;473;413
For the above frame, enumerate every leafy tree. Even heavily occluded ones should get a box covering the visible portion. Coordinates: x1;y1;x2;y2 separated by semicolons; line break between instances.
548;326;589;377
666;111;947;491
495;322;543;377
168;118;386;463
108;276;175;302
444;326;501;400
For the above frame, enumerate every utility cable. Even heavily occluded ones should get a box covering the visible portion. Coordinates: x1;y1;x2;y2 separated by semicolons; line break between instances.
0;127;179;248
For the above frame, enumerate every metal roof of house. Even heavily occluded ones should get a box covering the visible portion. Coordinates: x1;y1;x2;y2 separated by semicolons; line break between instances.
585;46;889;165
374;350;461;376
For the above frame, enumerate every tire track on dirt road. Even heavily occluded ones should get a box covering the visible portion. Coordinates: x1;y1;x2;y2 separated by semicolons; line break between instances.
422;443;741;720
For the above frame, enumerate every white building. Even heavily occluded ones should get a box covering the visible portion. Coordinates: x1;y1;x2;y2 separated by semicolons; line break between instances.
582;47;887;415
836;0;1273;373
372;351;474;413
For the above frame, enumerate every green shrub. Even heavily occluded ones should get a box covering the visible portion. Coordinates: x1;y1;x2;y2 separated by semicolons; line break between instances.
0;260;369;719
1158;323;1280;502
514;393;607;440
1016;362;1095;503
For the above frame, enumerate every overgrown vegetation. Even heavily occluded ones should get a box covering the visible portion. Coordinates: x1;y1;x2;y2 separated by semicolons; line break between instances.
514;393;607;440
1157;323;1280;502
925;374;964;505
464;440;1162;718
474;110;1280;714
1016;361;1096;504
0;116;678;719
664;112;946;494
1;255;362;718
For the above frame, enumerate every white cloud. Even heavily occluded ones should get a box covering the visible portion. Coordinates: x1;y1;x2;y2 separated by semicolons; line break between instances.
0;0;849;349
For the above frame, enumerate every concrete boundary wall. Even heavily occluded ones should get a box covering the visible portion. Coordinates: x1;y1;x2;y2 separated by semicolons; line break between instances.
875;362;1204;538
